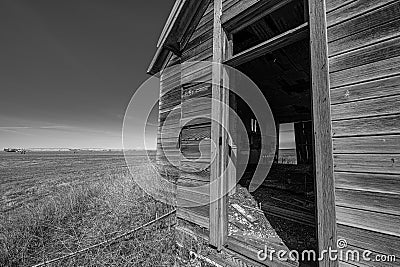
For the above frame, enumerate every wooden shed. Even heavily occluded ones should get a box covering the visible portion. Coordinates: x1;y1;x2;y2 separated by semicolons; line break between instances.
148;0;400;266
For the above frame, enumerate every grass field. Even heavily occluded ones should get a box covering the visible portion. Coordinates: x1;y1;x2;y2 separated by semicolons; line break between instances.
0;151;175;266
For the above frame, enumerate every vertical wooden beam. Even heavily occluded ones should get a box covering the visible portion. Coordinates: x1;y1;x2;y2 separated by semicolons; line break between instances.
308;0;338;266
210;0;227;250
224;33;237;197
275;122;280;163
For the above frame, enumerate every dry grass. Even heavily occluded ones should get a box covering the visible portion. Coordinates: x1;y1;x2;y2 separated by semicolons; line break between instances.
0;166;176;266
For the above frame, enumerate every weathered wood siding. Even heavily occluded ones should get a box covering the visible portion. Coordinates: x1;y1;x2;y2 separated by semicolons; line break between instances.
327;0;400;265
177;0;214;228
157;55;181;176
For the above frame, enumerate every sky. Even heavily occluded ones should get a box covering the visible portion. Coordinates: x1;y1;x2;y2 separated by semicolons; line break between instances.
0;0;295;151
0;0;175;149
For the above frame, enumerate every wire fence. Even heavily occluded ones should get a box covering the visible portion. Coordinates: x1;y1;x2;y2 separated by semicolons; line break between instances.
31;209;177;267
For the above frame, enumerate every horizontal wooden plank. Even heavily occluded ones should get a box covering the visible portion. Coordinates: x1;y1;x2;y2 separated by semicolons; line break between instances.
327;0;396;27
181;61;211;78
178;184;209;195
159;105;181;116
180;162;211;177
332;114;400;137
337;224;400;257
189;19;214;43
336;206;400;237
160;81;181;95
328;1;400;43
335;171;400;195
222;0;262;24
159;101;181;112
333;154;400;174
182;38;213;61
177;206;210;229
181;66;212;84
224;0;295;34
159;86;181;101
179;172;210;184
185;29;213;54
181;152;211;161
177;186;209;206
326;0;355;13
159;112;181;126
333;135;400;154
181;111;211;123
196;7;213;30
178;177;209;187
181;117;211;128
182;83;211;99
331;95;400;121
222;0;239;11
336;188;400;215
185;49;213;64
330;56;400;88
328;3;400;53
330;75;400;104
224;23;309;67
181;140;212;156
261;204;315;227
182;97;212;112
330;36;400;73
181;124;210;139
161;65;180;77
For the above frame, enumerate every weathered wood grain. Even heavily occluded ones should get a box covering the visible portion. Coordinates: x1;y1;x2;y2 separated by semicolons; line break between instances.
222;0;262;24
330;37;400;73
330;75;400;104
332;114;400;137
328;2;400;52
336;206;400;237
182;83;211;101
225;0;295;34
331;95;400;121
330;56;400;88
335;171;400;195
310;0;338;264
182;38;213;61
333;135;400;154
181;66;213;84
189;20;214;42
222;0;239;12
210;0;226;250
325;0;355;13
326;0;396;27
177;207;210;229
333;154;400;174
337;224;400;257
336;188;400;215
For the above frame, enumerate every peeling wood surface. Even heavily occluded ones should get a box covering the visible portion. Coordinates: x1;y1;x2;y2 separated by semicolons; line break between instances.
328;0;400;260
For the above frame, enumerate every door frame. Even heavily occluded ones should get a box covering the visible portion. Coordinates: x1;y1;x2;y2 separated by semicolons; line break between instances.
209;0;338;266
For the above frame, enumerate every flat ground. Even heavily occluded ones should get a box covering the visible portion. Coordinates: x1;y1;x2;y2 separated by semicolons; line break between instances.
0;151;175;266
